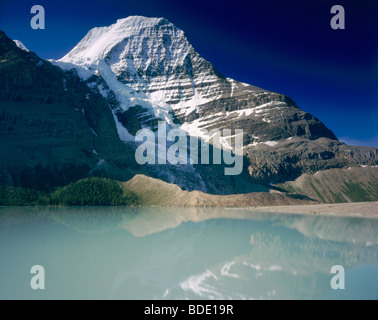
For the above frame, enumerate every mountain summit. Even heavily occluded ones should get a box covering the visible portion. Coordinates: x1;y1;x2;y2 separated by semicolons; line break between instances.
59;15;246;109
57;15;268;141
61;16;171;64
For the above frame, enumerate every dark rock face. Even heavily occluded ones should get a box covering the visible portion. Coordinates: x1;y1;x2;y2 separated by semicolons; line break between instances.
0;31;136;190
245;138;378;184
116;105;160;135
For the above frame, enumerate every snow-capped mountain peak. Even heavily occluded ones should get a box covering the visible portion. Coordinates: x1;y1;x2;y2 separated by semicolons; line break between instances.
57;15;258;107
55;16;264;142
60;16;175;65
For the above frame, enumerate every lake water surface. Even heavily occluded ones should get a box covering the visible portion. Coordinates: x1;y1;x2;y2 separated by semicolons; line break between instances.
0;207;377;300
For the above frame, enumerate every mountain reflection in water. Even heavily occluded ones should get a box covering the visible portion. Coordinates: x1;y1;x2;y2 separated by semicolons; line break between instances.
0;207;377;300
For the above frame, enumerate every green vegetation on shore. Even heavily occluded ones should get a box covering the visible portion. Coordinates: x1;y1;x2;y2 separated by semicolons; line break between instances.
0;177;139;206
0;184;39;206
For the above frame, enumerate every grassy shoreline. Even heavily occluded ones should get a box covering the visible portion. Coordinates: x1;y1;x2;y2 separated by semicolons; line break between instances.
1;177;377;218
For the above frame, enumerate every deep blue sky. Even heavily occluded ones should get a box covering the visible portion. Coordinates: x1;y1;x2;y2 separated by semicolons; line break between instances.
0;0;377;147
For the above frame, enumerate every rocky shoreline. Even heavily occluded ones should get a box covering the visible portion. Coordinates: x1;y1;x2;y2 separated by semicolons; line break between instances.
247;201;378;218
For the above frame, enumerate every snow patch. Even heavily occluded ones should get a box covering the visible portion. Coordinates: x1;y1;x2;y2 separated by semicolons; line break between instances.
268;265;282;271
90;128;98;137
243;263;262;272
180;269;220;298
98;83;110;98
220;261;239;279
263;141;278;147
14;40;29;52
171;92;212;116
62;79;68;92
51;60;95;80
113;114;135;142
87;82;97;89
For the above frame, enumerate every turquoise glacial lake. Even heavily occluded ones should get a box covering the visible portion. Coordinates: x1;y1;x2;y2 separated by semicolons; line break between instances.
0;207;377;300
